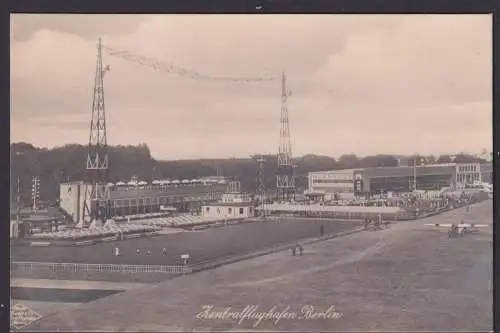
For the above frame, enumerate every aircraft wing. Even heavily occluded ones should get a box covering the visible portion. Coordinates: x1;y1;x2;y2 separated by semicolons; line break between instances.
425;223;453;228
457;224;489;228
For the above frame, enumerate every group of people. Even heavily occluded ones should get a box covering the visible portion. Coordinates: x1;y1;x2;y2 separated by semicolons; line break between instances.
291;244;304;256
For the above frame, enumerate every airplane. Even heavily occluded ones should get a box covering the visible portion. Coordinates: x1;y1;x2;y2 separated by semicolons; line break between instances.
424;222;489;238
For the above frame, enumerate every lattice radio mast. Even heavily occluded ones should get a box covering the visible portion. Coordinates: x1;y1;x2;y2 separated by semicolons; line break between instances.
81;37;111;228
256;155;266;217
276;72;295;202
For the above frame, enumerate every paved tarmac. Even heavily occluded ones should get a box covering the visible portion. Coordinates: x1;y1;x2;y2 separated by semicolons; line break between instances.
11;219;359;266
24;200;493;331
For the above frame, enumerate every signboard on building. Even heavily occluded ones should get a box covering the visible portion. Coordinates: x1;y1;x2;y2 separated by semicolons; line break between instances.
353;172;363;195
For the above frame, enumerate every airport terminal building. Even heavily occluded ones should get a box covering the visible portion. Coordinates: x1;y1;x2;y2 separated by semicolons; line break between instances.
307;162;492;199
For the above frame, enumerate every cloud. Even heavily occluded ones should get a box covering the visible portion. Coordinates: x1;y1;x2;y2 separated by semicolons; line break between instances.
10;14;492;159
10;14;146;42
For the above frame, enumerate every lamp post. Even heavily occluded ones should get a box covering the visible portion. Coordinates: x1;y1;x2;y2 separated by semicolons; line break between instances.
413;156;426;191
413;156;417;191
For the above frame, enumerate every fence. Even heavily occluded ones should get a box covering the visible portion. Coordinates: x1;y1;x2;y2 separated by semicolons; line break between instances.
11;261;191;274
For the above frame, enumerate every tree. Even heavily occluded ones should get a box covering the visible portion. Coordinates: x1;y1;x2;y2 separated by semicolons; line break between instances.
359;155;398;168
437;155;452;164
338;154;359;169
425;155;437;165
454;154;481;163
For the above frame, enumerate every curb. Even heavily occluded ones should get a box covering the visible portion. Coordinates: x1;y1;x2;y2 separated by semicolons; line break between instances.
29;242;51;247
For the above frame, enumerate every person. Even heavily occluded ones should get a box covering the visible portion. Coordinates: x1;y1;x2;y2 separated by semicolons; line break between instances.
162;248;167;256
136;249;140;255
299;245;303;256
115;247;120;256
292;247;296;256
146;250;151;255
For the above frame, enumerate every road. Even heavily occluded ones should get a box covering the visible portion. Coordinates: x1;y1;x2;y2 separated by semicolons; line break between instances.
24;200;493;331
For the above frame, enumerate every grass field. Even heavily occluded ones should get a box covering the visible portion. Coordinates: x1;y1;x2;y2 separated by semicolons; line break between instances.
11;218;360;267
25;200;493;332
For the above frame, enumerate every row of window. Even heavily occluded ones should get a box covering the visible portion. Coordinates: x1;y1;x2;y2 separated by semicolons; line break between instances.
457;173;480;183
312;184;353;190
311;187;354;193
458;164;478;172
312;179;354;184
112;195;219;207
311;173;353;180
206;207;246;215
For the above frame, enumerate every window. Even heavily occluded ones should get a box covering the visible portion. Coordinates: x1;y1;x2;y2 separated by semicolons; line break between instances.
217;208;221;214
206;207;210;213
239;208;244;215
228;208;232;214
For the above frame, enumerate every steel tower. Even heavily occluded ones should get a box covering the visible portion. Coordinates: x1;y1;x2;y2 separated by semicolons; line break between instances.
276;72;295;202
81;37;111;227
256;155;266;217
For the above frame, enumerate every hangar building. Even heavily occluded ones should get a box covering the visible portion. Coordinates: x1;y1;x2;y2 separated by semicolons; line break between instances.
60;180;226;223
307;162;492;199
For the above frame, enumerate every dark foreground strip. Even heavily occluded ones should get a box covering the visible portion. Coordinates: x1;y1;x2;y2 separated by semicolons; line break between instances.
10;287;123;303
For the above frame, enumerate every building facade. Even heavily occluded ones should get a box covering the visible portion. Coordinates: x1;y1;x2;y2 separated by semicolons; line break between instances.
307;163;485;198
201;202;254;219
306;169;360;200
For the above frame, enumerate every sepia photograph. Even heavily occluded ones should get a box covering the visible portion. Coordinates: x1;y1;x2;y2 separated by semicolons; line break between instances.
10;13;493;331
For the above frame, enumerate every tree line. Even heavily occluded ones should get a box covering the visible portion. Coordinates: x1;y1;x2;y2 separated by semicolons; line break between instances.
10;142;487;204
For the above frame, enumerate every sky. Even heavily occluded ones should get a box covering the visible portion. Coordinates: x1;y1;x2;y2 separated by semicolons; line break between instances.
10;14;492;160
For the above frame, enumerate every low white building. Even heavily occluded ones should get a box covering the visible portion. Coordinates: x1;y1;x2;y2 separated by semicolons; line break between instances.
201;181;254;219
201;202;254;219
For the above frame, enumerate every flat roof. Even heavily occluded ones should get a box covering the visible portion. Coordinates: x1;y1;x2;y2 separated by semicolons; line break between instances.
363;165;456;178
203;202;254;207
110;185;225;200
310;164;457;178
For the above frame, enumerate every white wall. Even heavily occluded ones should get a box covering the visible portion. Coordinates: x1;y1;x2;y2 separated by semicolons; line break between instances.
59;183;79;222
59;183;90;223
10;220;19;238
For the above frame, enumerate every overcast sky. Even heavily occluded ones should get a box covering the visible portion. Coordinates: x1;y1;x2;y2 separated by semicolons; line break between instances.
10;14;492;160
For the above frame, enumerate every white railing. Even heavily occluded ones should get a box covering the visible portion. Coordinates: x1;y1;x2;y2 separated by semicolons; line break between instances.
11;261;191;274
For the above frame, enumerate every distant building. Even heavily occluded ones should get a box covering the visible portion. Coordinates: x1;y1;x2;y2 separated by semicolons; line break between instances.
307;162;486;199
397;157;412;167
480;163;493;184
201;181;254;219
